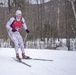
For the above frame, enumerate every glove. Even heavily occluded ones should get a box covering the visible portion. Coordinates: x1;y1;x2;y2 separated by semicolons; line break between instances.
12;29;17;32
26;29;29;33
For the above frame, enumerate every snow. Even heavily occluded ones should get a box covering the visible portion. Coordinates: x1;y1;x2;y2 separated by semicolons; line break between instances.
29;0;50;4
0;48;76;75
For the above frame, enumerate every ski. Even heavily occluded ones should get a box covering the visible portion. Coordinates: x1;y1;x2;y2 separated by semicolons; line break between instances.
22;58;53;61
13;58;31;67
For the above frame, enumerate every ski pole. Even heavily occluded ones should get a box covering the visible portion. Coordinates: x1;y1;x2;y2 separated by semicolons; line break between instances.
24;33;28;45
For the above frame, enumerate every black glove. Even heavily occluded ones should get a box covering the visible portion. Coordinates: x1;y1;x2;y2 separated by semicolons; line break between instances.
26;29;29;33
12;29;17;32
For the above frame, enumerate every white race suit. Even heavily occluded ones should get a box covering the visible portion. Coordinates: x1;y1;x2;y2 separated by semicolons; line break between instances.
6;17;28;54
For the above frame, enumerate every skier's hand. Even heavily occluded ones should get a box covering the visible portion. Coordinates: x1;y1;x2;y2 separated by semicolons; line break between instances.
26;29;29;33
12;29;17;32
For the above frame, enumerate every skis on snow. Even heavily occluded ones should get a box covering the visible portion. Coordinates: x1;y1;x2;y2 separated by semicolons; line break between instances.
13;57;53;67
22;58;53;61
13;58;31;67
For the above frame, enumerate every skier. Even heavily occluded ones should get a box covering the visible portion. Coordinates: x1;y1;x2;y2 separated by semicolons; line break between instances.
6;10;30;60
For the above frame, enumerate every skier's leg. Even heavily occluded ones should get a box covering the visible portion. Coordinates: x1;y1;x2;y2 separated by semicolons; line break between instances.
17;33;25;53
11;37;19;53
8;32;19;57
17;33;30;58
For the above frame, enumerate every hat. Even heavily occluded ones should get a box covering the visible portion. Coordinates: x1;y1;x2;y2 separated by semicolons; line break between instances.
15;10;22;15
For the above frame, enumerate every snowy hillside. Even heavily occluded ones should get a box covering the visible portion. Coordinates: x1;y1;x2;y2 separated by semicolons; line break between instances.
0;48;76;75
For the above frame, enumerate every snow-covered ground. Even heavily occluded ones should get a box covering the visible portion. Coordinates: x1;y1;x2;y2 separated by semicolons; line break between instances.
0;48;76;75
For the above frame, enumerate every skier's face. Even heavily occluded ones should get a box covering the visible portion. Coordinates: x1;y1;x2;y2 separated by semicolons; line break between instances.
16;14;22;19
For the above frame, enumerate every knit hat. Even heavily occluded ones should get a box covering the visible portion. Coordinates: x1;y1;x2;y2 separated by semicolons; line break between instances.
15;10;22;15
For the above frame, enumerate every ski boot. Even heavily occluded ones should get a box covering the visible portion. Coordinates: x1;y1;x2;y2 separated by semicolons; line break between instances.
22;53;30;59
16;53;21;61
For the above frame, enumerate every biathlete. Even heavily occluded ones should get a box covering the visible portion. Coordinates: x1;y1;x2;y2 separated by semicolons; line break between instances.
6;10;30;60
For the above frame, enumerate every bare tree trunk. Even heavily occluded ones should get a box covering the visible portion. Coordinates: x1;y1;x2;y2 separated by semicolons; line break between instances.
8;0;11;12
71;0;76;20
57;1;60;39
65;0;71;51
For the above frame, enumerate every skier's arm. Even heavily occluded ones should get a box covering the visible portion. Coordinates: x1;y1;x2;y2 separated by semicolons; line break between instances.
22;18;29;33
22;18;28;30
6;17;15;31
